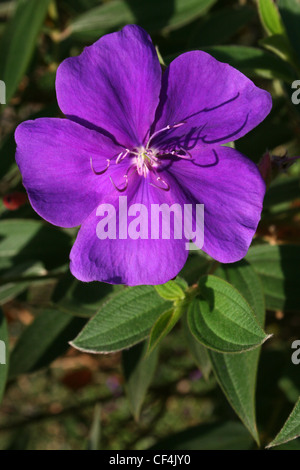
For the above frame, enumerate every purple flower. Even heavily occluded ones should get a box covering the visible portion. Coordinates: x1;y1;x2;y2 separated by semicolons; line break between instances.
15;25;272;286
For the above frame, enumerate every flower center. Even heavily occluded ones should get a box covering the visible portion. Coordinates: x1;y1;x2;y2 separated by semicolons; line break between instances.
90;121;192;192
134;148;160;177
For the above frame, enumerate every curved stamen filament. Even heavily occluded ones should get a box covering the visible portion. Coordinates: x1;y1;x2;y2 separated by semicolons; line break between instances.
109;165;137;192
170;147;193;160
146;121;186;149
158;147;193;160
90;157;110;175
150;175;170;191
116;149;129;164
109;175;128;192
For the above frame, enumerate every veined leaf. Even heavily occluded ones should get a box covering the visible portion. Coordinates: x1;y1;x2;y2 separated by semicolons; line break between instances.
210;261;266;444
148;306;182;354
71;286;172;353
155;279;185;301
52;272;123;318
267;398;300;448
187;275;270;354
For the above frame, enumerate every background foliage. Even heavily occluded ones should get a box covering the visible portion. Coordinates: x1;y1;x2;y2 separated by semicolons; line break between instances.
0;0;299;450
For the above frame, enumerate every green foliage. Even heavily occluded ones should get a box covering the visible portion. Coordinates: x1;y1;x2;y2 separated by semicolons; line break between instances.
246;244;300;311
122;341;159;420
267;398;300;448
278;0;300;63
9;309;86;379
71;286;172;353
211;261;266;444
67;0;217;41
0;0;51;104
151;421;254;450
258;0;284;36
187;275;270;353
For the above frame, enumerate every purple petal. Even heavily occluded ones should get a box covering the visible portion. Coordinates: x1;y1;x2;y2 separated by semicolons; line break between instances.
167;146;266;263
153;51;272;149
56;25;162;149
70;179;188;285
15;118;127;228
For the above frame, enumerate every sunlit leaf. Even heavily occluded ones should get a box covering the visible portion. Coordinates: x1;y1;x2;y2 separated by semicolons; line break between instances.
71;286;172;353
187;275;270;353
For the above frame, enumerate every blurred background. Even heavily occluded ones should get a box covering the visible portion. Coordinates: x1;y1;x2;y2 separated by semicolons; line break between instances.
0;0;300;450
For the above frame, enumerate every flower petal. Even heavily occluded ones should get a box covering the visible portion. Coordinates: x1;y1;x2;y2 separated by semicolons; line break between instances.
167;146;266;263
15;118;127;228
56;25;162;149
70;179;188;285
153;51;272;149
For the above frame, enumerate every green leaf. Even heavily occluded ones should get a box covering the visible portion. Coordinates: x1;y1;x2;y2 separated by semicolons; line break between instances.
148;306;182;354
71;286;172;353
187;275;270;353
0;0;51;104
209;261;266;444
0;219;71;271
150;421;254;450
246;244;300;311
67;0;217;41
263;175;300;209
259;34;299;67
182;315;212;380
9;309;86;379
214;261;265;325
122;341;158;420
52;272;124;317
0;308;9;404
200;45;296;82
155;279;185;301
0;261;45;305
278;0;300;63
86;404;101;450
267;398;300;448
190;5;255;47
258;0;284;35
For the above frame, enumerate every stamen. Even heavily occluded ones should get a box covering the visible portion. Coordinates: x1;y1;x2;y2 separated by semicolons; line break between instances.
116;149;129;164
150;175;170;191
109;175;128;192
146;121;186;149
109;165;137;192
169;147;193;160
90;157;110;175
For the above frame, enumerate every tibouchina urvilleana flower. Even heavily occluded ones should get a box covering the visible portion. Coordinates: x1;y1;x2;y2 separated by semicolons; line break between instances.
15;25;272;286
